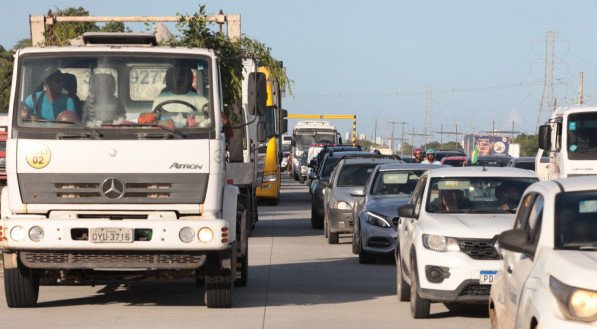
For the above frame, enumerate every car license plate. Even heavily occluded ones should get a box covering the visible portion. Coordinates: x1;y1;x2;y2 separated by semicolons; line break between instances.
90;228;133;243
479;270;497;285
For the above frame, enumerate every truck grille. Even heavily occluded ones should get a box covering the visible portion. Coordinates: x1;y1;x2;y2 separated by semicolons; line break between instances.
458;237;499;260
18;173;208;204
20;251;205;269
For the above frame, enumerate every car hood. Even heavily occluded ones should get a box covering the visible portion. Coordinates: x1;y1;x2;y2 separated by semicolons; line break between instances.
332;186;365;206
365;195;411;218
544;249;597;290
421;213;516;239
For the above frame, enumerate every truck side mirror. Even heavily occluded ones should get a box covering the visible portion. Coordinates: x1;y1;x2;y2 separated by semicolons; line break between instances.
256;121;266;143
538;125;551;150
248;72;267;116
338;136;343;145
280;109;288;135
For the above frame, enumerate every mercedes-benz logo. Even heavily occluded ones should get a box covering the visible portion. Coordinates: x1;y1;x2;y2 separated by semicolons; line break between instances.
101;177;125;199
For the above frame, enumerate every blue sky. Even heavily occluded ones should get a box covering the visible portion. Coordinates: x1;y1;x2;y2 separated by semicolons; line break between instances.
3;1;597;146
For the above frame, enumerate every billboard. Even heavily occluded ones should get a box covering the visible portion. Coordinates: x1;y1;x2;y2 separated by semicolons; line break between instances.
463;134;510;157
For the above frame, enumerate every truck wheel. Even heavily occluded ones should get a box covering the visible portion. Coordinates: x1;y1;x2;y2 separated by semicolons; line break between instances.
410;258;430;318
311;205;323;229
4;259;40;308
234;244;248;287
396;256;410;301
204;251;233;308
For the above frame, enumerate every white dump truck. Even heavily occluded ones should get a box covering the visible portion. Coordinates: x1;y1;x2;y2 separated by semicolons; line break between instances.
0;29;270;308
536;105;597;180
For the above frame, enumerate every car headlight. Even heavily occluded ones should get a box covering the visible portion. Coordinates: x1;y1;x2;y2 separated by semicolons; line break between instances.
365;211;391;228
550;276;597;322
422;234;460;252
333;201;351;210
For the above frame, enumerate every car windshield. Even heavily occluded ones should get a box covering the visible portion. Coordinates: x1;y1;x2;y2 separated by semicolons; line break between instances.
336;163;378;187
371;170;425;195
555;191;597;250
426;177;537;214
15;53;213;137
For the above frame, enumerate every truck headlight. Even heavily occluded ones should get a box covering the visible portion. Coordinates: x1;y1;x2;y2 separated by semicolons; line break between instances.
365;211;391;228
10;226;26;242
198;227;214;243
28;226;44;242
263;175;277;182
179;227;195;243
333;201;351;210
422;234;460;252
550;276;597;322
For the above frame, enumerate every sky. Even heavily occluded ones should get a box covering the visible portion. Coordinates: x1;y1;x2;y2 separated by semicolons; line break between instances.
3;0;597;148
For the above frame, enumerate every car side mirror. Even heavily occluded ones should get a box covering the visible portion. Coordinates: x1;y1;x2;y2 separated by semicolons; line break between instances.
398;204;416;219
349;188;365;197
319;180;330;188
498;229;535;257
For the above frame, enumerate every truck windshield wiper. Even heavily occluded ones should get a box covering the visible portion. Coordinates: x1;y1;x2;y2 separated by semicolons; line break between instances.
102;123;187;138
23;118;103;139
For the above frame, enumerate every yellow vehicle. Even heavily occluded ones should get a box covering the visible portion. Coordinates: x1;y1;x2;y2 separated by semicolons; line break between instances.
256;66;287;205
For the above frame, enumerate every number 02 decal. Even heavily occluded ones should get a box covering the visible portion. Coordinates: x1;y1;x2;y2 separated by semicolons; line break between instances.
26;144;51;169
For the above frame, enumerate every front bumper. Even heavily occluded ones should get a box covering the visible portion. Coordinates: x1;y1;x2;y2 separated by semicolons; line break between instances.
416;247;500;303
327;208;354;234
360;222;397;255
0;217;230;251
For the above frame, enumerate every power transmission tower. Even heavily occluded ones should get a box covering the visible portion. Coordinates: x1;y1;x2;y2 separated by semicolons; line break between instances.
536;31;565;128
423;85;433;147
388;121;407;154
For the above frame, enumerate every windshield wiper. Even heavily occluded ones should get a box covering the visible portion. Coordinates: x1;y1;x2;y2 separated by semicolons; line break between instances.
102;123;187;139
23;118;103;139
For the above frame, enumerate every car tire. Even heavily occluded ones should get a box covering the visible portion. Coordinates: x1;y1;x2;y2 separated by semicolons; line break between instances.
489;302;499;329
327;223;339;244
358;243;375;264
410;258;430;318
4;260;40;308
311;205;323;229
351;229;359;254
396;256;410;301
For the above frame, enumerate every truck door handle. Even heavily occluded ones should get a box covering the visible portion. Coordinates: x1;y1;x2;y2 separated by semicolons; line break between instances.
506;266;513;274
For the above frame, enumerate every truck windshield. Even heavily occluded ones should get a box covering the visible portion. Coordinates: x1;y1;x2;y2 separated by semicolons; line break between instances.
15;53;213;138
295;131;337;151
555;191;597;250
567;112;597;160
426;177;537;214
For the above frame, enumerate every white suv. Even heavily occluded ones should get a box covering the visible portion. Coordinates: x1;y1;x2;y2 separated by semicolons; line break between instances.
490;176;597;329
395;167;538;318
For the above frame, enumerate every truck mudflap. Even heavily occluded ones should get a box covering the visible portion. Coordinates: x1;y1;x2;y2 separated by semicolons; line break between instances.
0;218;231;251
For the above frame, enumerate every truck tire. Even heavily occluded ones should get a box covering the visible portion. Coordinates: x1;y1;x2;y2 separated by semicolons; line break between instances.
311;205;323;229
204;251;233;308
4;259;40;308
234;244;248;287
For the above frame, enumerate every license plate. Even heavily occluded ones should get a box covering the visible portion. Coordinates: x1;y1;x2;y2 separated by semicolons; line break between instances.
479;270;497;285
90;228;133;243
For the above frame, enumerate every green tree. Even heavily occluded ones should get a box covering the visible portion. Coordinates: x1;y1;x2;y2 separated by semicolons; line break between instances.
0;45;13;112
13;38;31;50
45;7;127;46
175;5;290;109
513;134;538;156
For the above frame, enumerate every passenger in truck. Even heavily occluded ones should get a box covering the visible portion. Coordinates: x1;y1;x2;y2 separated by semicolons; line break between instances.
22;69;76;121
152;66;209;114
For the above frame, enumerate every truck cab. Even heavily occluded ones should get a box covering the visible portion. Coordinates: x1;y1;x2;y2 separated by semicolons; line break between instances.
537;106;597;180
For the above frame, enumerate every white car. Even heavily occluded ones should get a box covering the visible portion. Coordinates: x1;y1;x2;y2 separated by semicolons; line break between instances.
395;167;538;318
490;176;597;329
